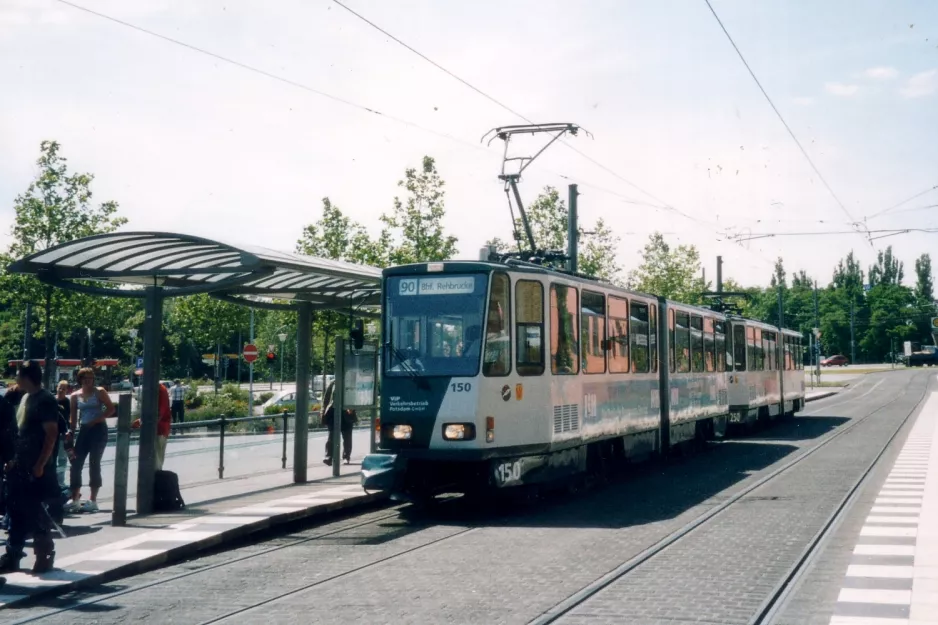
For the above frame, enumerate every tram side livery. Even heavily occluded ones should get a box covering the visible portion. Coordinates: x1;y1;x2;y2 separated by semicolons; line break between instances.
362;260;806;499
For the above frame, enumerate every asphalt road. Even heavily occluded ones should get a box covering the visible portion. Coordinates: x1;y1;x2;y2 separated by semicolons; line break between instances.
10;370;931;625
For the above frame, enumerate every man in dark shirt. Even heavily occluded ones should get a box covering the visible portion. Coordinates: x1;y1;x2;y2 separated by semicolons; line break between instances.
0;389;17;588
0;362;60;574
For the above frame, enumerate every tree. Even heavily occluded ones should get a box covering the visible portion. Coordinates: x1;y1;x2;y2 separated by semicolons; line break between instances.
770;257;787;289
486;186;622;283
868;246;904;287
381;156;458;265
914;254;934;302
626;233;705;303
0;141;127;384
297;197;388;266
912;253;936;347
169;294;250;371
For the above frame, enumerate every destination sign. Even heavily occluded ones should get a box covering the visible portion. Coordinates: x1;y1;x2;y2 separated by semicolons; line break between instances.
399;276;475;296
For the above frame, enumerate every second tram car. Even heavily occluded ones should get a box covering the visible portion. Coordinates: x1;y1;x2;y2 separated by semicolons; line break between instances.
362;258;805;499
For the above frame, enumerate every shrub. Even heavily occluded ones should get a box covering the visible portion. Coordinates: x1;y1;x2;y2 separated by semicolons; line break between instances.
264;402;294;415
258;392;275;404
219;383;250;403
185;393;248;421
184;384;203;409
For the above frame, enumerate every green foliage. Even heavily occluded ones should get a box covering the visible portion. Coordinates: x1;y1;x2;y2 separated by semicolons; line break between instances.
258;391;275;404
381;156;458;265
186;385;250;420
0;141;128;380
626;233;706;304
297;197;389;267
170;294;249;351
737;246;936;364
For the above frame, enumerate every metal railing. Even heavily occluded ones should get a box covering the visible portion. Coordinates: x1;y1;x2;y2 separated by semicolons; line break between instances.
113;408;376;480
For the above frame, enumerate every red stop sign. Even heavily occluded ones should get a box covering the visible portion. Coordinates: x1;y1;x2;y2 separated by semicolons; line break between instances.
243;344;259;363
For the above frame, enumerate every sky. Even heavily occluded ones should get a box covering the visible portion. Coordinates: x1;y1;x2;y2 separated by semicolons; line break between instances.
0;0;936;289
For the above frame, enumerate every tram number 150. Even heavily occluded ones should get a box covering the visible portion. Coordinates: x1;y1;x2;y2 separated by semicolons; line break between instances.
495;460;522;485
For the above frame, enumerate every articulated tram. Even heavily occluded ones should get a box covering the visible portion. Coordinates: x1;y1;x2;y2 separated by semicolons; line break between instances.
362;259;805;500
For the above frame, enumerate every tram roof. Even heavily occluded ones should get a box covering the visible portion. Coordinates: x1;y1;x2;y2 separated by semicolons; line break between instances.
7;231;382;309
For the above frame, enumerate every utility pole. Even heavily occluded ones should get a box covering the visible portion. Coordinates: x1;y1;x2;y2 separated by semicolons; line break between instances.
566;183;578;274
247;309;255;416
23;302;31;360
850;300;856;364
777;286;785;413
716;256;723;294
814;281;820;380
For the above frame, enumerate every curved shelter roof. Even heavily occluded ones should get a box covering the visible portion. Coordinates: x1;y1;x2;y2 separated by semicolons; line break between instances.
8;231;382;310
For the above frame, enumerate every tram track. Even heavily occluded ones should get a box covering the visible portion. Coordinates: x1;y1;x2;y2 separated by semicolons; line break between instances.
10;374;922;624
527;371;930;625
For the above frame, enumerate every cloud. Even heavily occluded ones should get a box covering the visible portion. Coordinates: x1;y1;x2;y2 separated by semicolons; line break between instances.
865;66;898;80
900;69;937;98
825;82;859;96
792;96;815;106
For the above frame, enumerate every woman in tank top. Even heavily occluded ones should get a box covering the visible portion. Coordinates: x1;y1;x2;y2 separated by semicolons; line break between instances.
65;368;115;514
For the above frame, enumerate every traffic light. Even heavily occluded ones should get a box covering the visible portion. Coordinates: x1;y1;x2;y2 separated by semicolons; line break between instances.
266;352;276;363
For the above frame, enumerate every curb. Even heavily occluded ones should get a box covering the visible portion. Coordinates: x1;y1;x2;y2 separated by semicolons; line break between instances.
805;390;840;403
1;489;389;610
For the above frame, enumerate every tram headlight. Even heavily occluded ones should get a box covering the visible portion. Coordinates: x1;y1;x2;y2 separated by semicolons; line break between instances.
442;423;475;441
391;424;413;440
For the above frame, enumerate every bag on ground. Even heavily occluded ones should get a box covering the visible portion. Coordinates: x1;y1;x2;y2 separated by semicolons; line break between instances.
152;469;185;512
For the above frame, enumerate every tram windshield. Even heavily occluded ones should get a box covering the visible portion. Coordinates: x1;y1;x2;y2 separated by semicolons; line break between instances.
385;273;488;377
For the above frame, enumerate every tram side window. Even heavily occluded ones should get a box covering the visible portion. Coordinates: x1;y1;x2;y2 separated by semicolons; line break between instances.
715;320;726;372
704;317;715;372
786;337;792;370
769;332;777;371
631;301;650;373
755;328;764;370
734;324;746;372
797;337;803;370
746;326;755;371
649;305;658;373
483;272;511;377
675;311;691;373
607;296;629;373
690;315;704;372
764;331;773;371
582;291;606;374
550;284;579;374
669;309;676;373
515;280;544;376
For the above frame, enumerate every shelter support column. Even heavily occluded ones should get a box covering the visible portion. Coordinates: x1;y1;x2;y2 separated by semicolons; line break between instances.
136;286;163;515
293;302;312;483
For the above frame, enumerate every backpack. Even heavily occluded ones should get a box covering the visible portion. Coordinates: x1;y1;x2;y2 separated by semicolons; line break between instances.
152;470;185;512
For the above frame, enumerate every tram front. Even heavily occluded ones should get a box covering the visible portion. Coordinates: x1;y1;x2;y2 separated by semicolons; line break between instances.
362;262;509;499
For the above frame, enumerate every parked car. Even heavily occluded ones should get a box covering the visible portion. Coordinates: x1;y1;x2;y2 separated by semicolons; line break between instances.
908;346;938;367
821;355;849;367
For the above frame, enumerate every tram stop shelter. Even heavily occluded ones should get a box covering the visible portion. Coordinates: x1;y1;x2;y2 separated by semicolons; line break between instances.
8;231;381;514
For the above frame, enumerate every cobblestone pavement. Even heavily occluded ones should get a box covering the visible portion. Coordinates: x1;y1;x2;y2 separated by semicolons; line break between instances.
5;371;930;625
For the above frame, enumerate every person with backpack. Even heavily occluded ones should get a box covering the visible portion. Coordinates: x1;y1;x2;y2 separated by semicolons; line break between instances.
321;379;357;465
0;386;17;587
0;362;60;574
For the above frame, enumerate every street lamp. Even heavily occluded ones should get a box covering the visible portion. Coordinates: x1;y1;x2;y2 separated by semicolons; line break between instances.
128;328;138;388
278;332;288;390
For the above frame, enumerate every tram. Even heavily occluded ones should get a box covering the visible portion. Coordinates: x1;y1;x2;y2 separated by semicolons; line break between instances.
362;257;805;499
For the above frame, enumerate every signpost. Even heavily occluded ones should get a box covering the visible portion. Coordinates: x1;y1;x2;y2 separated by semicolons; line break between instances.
242;344;258;363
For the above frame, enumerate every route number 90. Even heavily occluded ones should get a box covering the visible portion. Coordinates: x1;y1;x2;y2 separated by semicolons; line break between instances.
495;460;522;485
399;279;418;296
